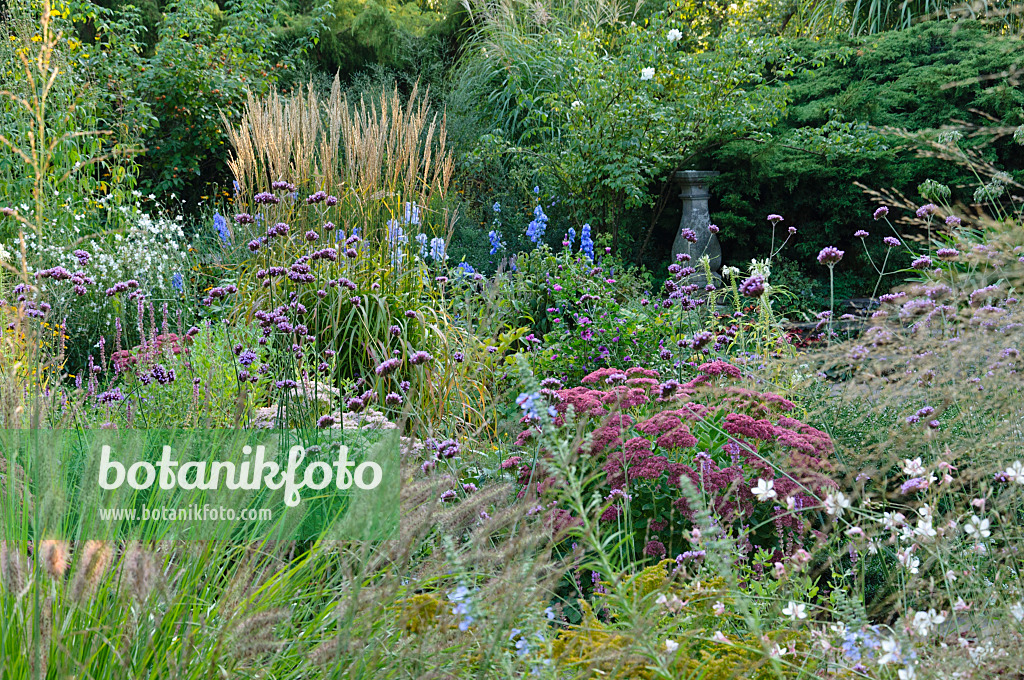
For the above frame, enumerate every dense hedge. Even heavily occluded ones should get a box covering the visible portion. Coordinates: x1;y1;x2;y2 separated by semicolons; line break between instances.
709;20;1024;307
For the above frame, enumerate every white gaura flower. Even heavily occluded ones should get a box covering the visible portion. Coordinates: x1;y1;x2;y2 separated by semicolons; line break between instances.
782;601;807;621
910;609;946;636
824;491;850;517
656;593;685;613
751;478;776;502
665;639;679;653
640;67;655;81
711;631;730;644
667;28;683;42
964;515;991;541
897;548;919;574
879;637;901;665
1004;460;1024;484
1010;601;1024;622
881;511;906;531
903;457;925;476
915;518;937;539
898;664;917;680
571;100;582;108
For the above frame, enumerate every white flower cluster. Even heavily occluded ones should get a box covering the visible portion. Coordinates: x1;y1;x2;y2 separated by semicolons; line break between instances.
23;209;188;332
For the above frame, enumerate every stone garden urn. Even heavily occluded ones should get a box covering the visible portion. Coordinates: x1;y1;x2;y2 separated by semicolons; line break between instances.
670;170;721;281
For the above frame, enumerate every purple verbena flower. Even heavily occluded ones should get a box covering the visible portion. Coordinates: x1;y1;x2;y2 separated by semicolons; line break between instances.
911;256;933;270
375;357;402;375
739;275;766;298
817;246;844;266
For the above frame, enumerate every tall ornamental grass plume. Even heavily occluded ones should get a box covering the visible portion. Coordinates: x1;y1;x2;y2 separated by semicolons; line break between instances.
0;472;565;679
788;195;1024;675
224;75;454;249
216;79;491;430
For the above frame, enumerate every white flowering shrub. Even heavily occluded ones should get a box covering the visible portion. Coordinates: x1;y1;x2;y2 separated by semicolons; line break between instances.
26;205;189;337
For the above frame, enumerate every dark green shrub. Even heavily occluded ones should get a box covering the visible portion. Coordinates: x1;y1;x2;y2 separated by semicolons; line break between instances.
710;20;1024;302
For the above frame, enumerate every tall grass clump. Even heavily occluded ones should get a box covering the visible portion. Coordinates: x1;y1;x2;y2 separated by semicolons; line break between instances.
216;78;492;433
779;132;1024;675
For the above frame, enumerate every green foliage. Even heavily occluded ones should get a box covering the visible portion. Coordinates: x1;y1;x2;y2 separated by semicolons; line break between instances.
450;0;796;250
102;322;270;428
711;20;1024;302
845;0;1024;35
278;0;457;93
0;1;142;250
137;0;278;200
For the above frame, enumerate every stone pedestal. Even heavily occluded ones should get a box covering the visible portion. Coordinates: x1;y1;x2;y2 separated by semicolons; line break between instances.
670;170;721;279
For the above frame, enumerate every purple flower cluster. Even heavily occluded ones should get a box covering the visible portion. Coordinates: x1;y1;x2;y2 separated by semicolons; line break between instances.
911;256;933;270
409;351;433;365
816;247;844;266
254;192;280;205
267;222;290;238
739;275;765;298
105;279;140;297
375;357;402;376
